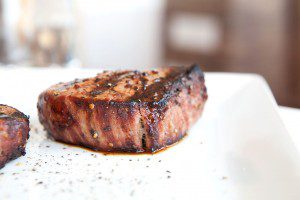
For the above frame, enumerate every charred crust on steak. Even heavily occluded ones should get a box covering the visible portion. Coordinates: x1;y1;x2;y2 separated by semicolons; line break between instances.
0;104;30;168
37;64;207;153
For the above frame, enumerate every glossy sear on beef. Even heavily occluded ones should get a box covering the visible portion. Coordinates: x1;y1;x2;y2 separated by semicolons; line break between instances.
37;64;208;153
0;105;30;168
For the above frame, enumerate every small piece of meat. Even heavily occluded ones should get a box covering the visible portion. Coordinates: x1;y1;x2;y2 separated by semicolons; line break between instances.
37;64;208;153
0;105;30;168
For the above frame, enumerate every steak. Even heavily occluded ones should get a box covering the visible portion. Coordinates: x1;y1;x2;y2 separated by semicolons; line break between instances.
37;64;208;153
0;105;30;168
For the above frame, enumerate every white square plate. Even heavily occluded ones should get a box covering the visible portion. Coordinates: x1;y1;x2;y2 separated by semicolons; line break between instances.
0;68;300;200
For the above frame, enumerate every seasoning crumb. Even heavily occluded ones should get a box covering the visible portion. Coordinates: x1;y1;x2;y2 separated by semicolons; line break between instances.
222;176;228;180
90;129;98;138
167;175;171;179
89;103;95;110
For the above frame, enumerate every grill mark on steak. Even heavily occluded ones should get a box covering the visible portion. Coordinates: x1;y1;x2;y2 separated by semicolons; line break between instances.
38;64;207;153
89;71;132;97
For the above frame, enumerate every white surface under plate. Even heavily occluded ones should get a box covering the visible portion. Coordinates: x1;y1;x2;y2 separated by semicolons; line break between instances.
0;68;300;200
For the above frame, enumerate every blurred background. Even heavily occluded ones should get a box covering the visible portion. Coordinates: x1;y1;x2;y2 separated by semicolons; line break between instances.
0;0;299;107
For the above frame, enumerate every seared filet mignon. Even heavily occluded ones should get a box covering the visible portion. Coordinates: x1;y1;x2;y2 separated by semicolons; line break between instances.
0;105;29;168
37;64;208;153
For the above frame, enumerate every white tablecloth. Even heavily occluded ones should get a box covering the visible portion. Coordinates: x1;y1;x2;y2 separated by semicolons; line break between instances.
279;106;300;152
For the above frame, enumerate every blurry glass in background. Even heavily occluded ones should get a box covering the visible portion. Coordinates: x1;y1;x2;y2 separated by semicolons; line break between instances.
2;0;74;67
30;0;74;67
0;0;165;69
